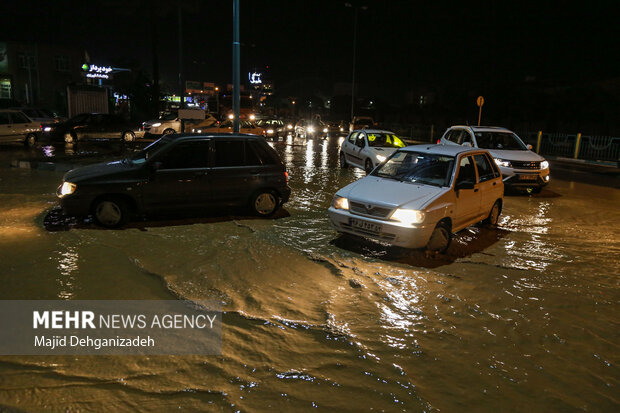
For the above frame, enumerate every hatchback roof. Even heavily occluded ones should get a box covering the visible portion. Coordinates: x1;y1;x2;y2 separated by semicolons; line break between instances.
402;143;488;156
351;128;396;134
450;125;513;133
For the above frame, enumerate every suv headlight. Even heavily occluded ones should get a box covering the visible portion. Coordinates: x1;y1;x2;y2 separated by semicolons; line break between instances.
332;195;349;210
390;209;425;225
540;160;549;169
59;181;76;197
494;158;511;168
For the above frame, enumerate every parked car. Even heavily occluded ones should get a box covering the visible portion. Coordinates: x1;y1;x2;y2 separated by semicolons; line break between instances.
10;107;65;125
142;111;217;136
340;129;407;174
45;113;144;144
198;120;266;136
295;119;327;138
349;116;374;132
328;144;504;252
438;125;550;193
0;109;41;146
56;134;291;228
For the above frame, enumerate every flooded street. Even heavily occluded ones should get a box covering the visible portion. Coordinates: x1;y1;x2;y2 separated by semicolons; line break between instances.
0;137;618;412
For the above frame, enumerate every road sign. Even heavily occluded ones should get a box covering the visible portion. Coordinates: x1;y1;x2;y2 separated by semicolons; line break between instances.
477;96;484;107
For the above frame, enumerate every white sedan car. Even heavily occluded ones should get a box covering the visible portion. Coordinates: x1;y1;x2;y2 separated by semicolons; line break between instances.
329;144;504;252
0;109;41;146
439;125;550;193
340;129;407;174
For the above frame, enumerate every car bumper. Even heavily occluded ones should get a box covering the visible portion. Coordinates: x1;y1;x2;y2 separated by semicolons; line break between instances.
500;168;550;187
327;207;435;249
57;191;92;217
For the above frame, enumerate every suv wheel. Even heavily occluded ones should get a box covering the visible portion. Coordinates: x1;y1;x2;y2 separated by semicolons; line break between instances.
426;221;451;253
251;190;279;217
339;152;348;168
93;197;129;228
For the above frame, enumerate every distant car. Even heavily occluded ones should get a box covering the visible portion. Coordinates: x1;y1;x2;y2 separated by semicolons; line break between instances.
56;134;291;227
340;129;406;174
142;111;217;136
198;120;266;136
439;126;550;193
10;107;65;125
349;116;374;132
0;109;41;146
256;119;285;139
295;119;327;138
45;113;144;144
328;145;504;252
326;120;348;135
276;119;295;138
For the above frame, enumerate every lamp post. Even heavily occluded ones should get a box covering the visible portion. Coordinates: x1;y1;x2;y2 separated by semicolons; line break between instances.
232;0;241;133
215;87;220;118
345;2;367;123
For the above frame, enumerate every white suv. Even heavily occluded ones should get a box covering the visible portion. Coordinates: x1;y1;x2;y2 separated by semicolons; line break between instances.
439;126;549;193
328;144;504;252
340;129;406;174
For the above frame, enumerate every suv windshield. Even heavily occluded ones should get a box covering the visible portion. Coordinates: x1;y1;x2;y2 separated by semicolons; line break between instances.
475;132;527;150
372;151;455;187
366;132;406;148
130;137;171;163
158;112;177;121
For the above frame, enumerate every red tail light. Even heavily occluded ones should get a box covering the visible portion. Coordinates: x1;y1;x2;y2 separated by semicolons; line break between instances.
284;171;289;183
436;139;441;144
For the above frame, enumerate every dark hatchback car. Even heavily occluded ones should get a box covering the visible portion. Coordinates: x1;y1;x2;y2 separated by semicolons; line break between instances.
45;113;144;144
57;134;291;227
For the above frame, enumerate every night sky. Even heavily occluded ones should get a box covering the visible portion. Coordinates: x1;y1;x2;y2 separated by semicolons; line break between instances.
1;0;618;102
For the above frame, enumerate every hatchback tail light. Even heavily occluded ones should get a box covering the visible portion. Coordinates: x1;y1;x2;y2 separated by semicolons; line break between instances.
284;171;289;183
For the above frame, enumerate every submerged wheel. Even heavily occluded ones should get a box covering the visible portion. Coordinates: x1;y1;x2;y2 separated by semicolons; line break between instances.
122;131;136;142
365;158;373;174
93;197;129;228
340;152;348;168
426;221;451;253
163;128;175;135
24;133;37;147
484;200;501;226
251;190;279;217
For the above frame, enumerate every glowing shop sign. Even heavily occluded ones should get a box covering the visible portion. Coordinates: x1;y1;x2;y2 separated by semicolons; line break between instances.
83;64;113;80
248;72;262;84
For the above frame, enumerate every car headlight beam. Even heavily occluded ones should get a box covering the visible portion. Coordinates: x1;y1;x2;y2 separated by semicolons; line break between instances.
540;160;549;169
494;158;511;168
390;208;425;225
332;196;349;210
59;181;76;197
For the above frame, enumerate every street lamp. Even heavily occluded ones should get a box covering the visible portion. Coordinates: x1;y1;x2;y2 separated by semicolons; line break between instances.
215;86;220;117
345;2;368;123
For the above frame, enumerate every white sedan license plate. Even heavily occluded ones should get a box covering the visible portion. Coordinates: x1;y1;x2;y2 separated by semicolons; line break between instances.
519;174;538;181
350;218;382;233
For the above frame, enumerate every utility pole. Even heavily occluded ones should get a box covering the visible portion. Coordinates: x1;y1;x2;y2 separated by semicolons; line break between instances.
345;3;367;123
232;0;241;133
178;3;184;109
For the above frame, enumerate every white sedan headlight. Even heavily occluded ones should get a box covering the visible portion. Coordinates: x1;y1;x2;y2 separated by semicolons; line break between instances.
390;209;425;225
59;181;76;197
494;158;512;168
376;154;387;163
332;195;349;210
151;122;162;127
540;160;549;169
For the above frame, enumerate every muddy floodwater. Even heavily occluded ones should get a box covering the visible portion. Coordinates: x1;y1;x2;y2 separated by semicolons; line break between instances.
0;137;618;412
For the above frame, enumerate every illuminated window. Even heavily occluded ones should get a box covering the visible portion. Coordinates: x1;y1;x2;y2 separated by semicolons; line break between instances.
0;79;11;99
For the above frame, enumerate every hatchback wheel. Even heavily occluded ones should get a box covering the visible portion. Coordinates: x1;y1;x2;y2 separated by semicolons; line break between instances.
24;133;37;147
122;131;135;142
426;221;451;253
339;152;348;168
484;200;501;226
93;197;129;228
251;190;279;217
365;159;373;174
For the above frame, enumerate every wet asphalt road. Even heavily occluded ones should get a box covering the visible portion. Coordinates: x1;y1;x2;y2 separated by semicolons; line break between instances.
0;136;618;412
